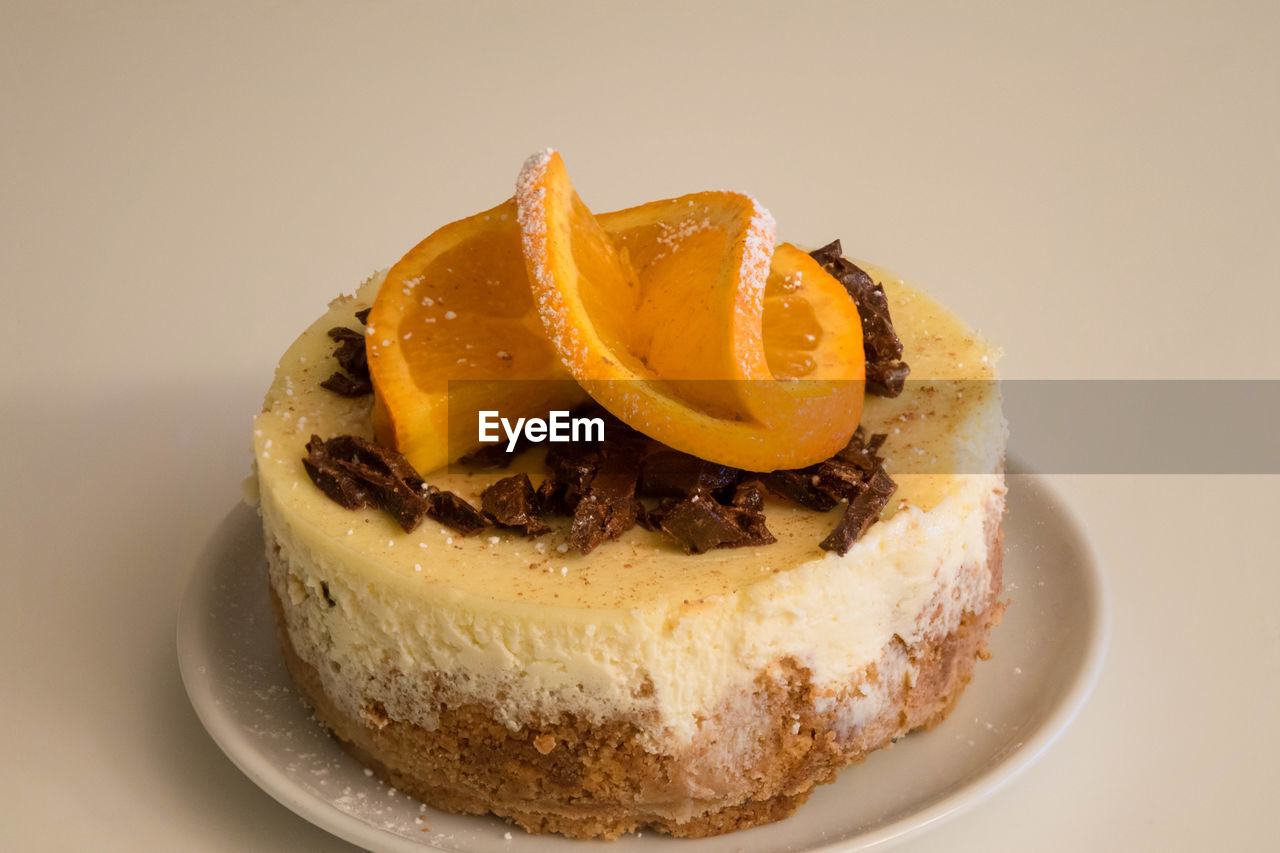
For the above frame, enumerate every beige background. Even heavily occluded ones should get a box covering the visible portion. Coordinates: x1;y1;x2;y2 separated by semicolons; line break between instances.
3;1;1277;849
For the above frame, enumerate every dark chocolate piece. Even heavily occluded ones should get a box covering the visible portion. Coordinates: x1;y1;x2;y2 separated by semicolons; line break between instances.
321;325;373;398
481;473;549;536
302;450;374;510
820;468;898;555
640;449;739;498
319;371;373;398
731;479;767;513
809;240;910;396
811;458;868;503
568;497;605;549
834;427;888;471
303;434;491;534
866;361;911;397
725;482;776;547
568;452;642;554
544;443;602;514
426;487;490;536
656;490;775;554
303;434;432;531
634;500;659;531
326;327;369;376
533;475;567;516
354;307;371;325
760;455;874;511
761;427;899;548
760;468;839;511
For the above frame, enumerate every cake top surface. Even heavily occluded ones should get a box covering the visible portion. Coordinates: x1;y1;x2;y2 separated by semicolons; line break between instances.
252;262;1002;612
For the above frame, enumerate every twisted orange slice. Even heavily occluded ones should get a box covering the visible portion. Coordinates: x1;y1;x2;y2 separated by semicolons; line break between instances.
366;199;584;474
517;150;864;471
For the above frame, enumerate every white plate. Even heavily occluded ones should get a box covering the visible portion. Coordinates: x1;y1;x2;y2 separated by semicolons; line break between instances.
177;461;1108;852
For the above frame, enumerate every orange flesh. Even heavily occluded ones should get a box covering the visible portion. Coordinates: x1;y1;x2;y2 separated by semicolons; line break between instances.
366;199;584;475
597;195;773;422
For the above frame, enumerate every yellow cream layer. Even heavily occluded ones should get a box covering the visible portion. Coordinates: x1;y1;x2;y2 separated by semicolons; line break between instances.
252;265;1005;746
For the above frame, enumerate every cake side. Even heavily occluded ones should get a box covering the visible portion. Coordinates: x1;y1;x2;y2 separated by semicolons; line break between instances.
260;466;1003;748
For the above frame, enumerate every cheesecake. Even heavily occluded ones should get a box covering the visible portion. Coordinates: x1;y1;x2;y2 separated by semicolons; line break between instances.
249;246;1006;838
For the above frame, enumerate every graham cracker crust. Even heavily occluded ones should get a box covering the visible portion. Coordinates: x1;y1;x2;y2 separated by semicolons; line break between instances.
268;523;1004;840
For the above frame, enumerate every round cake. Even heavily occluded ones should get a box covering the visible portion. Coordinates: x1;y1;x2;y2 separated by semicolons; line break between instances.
249;248;1006;838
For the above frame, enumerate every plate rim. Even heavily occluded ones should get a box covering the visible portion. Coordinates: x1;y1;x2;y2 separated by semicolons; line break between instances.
177;459;1110;852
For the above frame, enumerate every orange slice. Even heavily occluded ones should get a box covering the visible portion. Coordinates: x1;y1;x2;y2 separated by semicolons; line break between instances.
588;191;773;422
754;241;866;427
366;198;585;475
516;150;864;471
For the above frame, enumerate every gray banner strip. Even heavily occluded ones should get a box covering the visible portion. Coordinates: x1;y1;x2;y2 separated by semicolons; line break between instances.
445;380;1280;474
1004;380;1280;474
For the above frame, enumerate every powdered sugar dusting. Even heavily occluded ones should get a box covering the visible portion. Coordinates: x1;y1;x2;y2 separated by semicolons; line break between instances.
739;194;776;298
649;215;712;262
516;148;579;365
520;147;553;180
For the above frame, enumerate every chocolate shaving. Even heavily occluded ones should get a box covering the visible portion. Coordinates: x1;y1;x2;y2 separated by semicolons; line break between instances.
319;371;373;397
354;307;371;325
533;475;567;517
835;427;888;469
655;489;775;554
426;487;490;535
726;486;775;546
543;443;603;514
820;468;897;555
639;449;739;498
865;432;887;456
327;327;368;376
303;434;488;534
481;473;549;536
634;500;659;531
731;479;767;513
303;434;431;531
756;428;898;554
528;407;651;543
568;451;642;554
760;468;839;511
812;458;869;502
762;453;882;511
320;326;373;398
866;361;910;398
302;440;375;511
809;240;910;396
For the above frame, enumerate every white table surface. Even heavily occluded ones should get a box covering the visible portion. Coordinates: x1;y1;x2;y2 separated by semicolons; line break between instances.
3;1;1277;850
